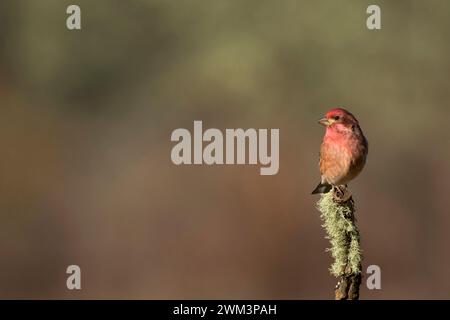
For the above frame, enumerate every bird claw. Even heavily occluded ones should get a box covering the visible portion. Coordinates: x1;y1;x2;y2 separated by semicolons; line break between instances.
332;185;352;202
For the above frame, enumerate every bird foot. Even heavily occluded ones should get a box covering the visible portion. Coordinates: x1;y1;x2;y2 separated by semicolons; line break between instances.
332;185;352;203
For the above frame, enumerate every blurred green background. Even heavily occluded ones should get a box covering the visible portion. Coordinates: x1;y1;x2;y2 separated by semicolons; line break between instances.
0;0;449;299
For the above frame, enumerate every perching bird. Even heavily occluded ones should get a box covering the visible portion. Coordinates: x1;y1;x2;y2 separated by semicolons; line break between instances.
312;108;368;195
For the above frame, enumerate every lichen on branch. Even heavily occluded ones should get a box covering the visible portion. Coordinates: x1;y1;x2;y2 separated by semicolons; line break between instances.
317;191;362;277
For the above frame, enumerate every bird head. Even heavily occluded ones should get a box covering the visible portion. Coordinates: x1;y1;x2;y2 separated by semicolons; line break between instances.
318;108;359;129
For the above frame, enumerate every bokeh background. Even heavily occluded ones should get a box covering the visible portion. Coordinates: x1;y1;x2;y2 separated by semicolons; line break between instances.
0;0;449;299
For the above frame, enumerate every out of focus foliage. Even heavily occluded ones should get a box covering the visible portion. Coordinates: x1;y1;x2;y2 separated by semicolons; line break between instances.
0;0;449;299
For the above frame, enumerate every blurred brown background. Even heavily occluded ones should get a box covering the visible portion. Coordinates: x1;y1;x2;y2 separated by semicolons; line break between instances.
0;0;449;299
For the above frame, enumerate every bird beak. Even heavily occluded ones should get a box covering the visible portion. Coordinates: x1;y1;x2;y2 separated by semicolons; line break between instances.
318;117;330;126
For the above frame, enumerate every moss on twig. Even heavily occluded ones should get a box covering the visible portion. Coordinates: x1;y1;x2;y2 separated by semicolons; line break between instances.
317;188;362;299
317;191;362;276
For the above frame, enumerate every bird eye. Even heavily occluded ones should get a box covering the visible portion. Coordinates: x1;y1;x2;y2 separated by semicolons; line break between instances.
334;115;340;120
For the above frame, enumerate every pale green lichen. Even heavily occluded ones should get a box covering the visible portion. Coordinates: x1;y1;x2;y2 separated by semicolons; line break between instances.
317;192;362;277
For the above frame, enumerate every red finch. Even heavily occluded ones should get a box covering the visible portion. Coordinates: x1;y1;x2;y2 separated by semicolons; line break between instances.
312;108;368;194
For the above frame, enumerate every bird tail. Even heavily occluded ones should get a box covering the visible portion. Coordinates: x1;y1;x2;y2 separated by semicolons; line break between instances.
311;182;332;194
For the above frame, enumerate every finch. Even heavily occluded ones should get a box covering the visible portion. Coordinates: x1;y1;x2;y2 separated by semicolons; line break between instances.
312;108;368;194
